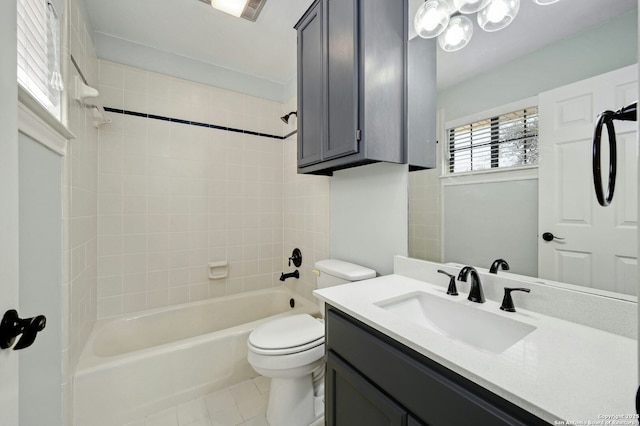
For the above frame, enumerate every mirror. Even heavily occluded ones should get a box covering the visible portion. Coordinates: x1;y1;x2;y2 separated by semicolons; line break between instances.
408;0;638;299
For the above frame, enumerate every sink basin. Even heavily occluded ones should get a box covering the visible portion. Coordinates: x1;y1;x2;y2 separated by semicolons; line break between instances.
375;291;536;354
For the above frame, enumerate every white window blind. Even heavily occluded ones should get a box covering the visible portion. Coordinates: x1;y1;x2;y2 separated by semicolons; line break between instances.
17;0;63;119
447;107;539;174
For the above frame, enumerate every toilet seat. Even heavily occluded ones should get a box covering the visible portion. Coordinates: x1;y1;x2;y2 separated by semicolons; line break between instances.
248;314;325;356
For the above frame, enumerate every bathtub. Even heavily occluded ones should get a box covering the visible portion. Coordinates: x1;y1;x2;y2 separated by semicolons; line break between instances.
73;287;320;426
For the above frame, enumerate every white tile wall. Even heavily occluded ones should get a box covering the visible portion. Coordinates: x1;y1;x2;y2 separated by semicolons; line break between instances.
408;168;441;262
282;97;330;301
408;109;443;263
63;0;101;423
63;47;330;424
95;61;330;319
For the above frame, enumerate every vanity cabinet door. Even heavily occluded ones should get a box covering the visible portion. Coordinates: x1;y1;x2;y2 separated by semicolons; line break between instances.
326;307;550;426
323;0;359;162
296;1;323;167
326;350;409;426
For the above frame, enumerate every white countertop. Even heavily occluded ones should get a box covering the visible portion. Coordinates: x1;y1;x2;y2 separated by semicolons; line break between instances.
314;274;638;424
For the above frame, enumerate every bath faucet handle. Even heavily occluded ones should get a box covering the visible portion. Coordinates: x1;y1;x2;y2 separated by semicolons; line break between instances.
500;287;531;312
288;248;302;267
437;270;458;296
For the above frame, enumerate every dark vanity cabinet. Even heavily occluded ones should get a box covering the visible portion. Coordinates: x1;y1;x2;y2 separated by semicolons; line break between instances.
294;0;436;175
325;306;550;426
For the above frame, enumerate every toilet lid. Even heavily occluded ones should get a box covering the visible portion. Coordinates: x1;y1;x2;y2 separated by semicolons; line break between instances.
249;314;324;351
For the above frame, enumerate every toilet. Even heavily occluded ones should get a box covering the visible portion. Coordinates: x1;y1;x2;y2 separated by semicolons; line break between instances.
247;259;376;426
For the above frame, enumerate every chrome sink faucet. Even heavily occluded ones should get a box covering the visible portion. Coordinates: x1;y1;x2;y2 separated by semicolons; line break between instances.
457;266;485;303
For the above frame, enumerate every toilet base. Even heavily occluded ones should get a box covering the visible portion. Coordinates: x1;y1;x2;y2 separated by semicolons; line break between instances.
266;375;323;426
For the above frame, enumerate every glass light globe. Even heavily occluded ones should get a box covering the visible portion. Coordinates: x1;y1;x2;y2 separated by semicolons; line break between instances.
477;0;520;32
414;0;451;39
533;0;559;4
438;15;473;52
211;0;247;17
452;0;492;14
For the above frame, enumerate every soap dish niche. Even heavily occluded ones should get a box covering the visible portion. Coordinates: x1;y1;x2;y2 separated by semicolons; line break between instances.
208;261;228;280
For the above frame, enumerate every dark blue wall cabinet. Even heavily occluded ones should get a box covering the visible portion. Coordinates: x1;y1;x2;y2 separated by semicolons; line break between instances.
294;0;437;176
325;307;551;426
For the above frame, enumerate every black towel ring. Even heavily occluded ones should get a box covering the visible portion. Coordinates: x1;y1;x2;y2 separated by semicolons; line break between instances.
592;110;617;207
592;102;637;207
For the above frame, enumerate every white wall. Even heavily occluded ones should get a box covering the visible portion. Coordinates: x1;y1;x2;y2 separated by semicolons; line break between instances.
95;34;286;103
18;133;63;426
443;179;538;276
410;11;638;265
439;10;638;122
0;0;20;423
330;163;408;276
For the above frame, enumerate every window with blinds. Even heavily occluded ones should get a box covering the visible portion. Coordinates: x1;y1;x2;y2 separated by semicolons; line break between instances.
447;107;539;174
17;0;63;119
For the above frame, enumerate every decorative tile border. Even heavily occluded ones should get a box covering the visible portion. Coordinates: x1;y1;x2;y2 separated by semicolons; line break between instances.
103;107;297;140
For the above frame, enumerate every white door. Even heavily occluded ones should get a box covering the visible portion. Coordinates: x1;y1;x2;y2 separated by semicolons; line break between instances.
538;65;638;295
0;0;20;424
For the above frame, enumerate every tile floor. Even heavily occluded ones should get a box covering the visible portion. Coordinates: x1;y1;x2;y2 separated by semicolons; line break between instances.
124;376;325;426
125;377;271;426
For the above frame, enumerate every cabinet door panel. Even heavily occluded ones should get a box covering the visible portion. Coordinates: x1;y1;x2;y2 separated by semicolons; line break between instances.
327;308;549;426
324;0;359;161
327;351;408;426
297;3;323;167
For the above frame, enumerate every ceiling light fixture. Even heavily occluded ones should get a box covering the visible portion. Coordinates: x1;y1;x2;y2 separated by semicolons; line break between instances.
477;0;520;32
203;0;268;22
211;0;247;17
415;0;560;52
452;0;491;14
438;14;473;52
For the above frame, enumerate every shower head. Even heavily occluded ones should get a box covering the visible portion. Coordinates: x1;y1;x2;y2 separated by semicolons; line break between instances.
280;111;297;124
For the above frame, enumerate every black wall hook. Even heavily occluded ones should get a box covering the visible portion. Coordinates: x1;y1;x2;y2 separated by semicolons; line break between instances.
0;310;46;350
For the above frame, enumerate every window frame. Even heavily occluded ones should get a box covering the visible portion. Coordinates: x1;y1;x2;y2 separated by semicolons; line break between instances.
442;97;540;181
447;106;538;176
17;0;63;121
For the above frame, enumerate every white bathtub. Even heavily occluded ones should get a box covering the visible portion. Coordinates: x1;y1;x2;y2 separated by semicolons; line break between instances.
73;287;320;426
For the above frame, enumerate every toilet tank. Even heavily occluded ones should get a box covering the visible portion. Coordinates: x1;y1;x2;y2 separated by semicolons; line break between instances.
314;259;376;289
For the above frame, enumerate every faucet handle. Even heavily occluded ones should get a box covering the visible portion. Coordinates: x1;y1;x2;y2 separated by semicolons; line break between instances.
288;248;302;267
500;287;531;312
437;270;458;296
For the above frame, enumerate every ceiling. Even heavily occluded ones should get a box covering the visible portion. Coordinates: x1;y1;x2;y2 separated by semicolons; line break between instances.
82;0;637;93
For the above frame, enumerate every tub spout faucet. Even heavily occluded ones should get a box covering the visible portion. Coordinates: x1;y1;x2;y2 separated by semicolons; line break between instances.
457;266;485;303
280;270;300;281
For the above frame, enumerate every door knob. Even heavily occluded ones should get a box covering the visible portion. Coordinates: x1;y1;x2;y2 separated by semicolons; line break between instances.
542;232;565;242
0;310;46;350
